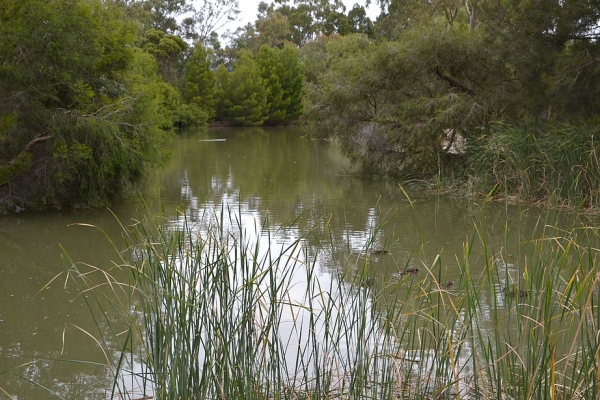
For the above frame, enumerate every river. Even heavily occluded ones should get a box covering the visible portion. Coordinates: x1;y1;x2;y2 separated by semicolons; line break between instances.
0;126;596;399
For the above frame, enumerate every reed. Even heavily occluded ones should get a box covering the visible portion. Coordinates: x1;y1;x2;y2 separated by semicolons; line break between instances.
55;204;600;400
466;122;600;209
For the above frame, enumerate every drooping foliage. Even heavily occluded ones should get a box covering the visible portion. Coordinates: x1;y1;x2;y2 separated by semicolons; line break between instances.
0;0;170;211
302;0;600;205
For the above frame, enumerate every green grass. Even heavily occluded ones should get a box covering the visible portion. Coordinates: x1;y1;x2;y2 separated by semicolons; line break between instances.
24;202;600;400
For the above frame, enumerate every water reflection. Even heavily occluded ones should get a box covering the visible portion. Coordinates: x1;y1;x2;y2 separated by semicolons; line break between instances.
1;126;598;398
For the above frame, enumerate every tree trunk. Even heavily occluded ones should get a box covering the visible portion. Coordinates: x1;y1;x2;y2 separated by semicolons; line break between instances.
465;0;477;31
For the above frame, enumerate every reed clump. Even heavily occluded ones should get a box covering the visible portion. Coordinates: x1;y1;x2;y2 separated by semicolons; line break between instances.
61;208;599;400
467;123;600;210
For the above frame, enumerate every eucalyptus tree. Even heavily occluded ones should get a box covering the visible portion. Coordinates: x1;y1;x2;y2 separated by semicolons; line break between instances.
145;0;192;33
180;0;241;42
255;9;294;48
127;0;239;43
257;0;351;46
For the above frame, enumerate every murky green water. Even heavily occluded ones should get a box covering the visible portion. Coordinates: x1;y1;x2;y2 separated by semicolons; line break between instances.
0;127;597;398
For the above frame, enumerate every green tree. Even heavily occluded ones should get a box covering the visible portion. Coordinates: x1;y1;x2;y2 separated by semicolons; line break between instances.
303;28;521;177
256;44;304;125
324;11;352;35
347;4;374;35
141;28;188;84
277;45;304;121
145;0;192;33
214;64;230;121
0;0;170;211
258;45;287;124
160;81;208;127
184;43;218;120
255;9;293;48
220;51;269;126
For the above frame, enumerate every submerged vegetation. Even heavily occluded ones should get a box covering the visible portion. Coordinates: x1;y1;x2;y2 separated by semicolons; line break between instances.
53;202;600;399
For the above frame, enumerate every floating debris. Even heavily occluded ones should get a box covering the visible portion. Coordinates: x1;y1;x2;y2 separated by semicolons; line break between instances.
199;139;227;142
370;249;388;255
398;267;420;276
361;277;377;288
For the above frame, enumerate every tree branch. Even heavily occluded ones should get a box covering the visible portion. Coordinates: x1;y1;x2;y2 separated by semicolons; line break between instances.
1;129;53;187
18;129;53;156
435;68;475;96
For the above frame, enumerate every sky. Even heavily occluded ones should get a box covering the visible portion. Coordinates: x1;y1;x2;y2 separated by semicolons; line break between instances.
230;0;380;32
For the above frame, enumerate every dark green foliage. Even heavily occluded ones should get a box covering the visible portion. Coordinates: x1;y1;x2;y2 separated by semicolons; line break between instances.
184;43;217;120
257;45;304;125
214;65;230;122
0;0;171;212
302;0;600;205
258;45;287;124
220;51;270;126
140;28;188;84
277;46;304;121
216;45;303;126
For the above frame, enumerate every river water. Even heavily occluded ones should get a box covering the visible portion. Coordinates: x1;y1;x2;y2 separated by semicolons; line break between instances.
0;127;596;399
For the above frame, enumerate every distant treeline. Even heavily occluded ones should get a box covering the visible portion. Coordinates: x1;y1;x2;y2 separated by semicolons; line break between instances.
3;0;600;211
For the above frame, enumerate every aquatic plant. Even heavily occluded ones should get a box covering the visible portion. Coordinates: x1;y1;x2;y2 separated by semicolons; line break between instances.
50;203;600;400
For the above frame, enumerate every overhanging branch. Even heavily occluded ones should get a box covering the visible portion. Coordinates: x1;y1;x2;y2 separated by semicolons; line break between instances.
435;68;476;96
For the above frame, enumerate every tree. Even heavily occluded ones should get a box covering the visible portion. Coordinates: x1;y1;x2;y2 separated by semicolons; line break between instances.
184;43;218;120
140;28;188;84
145;0;192;33
261;0;347;46
0;0;170;211
214;64;230;121
303;28;522;177
347;4;374;35
324;11;352;35
180;0;241;43
277;45;304;121
258;45;287;124
255;10;293;48
257;44;304;125
220;51;270;126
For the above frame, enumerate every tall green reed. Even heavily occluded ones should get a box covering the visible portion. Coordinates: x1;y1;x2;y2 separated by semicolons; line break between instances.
56;203;599;399
467;123;600;209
